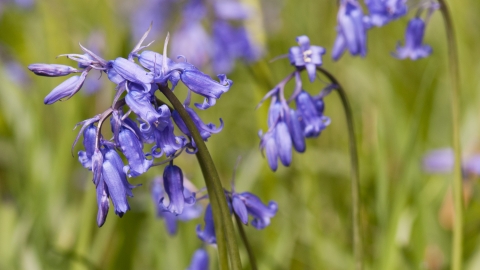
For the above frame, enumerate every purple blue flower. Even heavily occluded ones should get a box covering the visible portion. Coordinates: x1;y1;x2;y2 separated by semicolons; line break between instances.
393;18;432;60
231;192;278;229
332;0;368;61
187;248;209;270
196;204;216;244
364;0;407;27
160;164;196;215
288;35;326;82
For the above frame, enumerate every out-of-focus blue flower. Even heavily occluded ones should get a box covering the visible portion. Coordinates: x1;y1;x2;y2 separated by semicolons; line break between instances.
295;90;330;138
332;0;368;61
171;22;212;69
152;177;201;235
289;35;326;82
423;148;480;177
160;164;196;215
259;100;293;171
212;20;261;74
393;18;432;60
364;0;407;27
232;192;278;229
187;248;209;270
196;204;216;244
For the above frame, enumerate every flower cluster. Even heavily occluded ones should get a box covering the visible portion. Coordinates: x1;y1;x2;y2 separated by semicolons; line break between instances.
28;27;231;226
130;0;262;74
259;36;331;171
332;0;439;60
151;170;278;267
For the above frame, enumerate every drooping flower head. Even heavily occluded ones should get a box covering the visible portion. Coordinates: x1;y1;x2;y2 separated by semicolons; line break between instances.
332;0;368;61
30;27;232;226
393;17;432;60
364;0;407;27
258;36;332;171
187;248;209;270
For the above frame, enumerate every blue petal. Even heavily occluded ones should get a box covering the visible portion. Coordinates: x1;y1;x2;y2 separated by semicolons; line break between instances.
162;164;187;215
102;160;130;217
288;109;306;153
187;249;209;270
112;57;154;92
77;124;97;169
275;122;292;166
44;72;88;104
95;177;109;227
196;204;216;244
28;64;79;77
232;194;248;224
180;70;232;110
118;128;152;177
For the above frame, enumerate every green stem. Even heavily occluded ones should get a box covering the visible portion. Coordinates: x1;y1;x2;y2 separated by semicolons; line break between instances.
437;1;463;269
317;67;363;270
158;84;242;270
235;215;258;270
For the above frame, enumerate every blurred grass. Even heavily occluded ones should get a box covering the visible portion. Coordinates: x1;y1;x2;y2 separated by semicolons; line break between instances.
1;0;480;269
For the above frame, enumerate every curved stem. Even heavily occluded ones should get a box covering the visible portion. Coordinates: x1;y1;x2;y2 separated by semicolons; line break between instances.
158;84;242;270
437;1;463;269
317;67;363;270
234;215;258;270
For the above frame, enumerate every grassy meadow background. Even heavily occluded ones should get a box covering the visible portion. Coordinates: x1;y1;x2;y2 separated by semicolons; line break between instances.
1;0;480;269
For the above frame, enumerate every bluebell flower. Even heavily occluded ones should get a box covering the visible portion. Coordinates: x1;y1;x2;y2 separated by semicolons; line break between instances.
289;36;326;82
152;118;186;158
233;192;278;229
212;20;260;73
295;90;330;138
125;85;170;130
95;177;109;227
259;100;293;171
78;124;97;170
232;193;248;224
100;147;137;218
180;70;232;110
364;0;407;27
393;18;432;60
196;204;216;244
111;57;154;92
43;72;88;104
171;22;212;69
172;107;223;145
187;249;209;270
28;64;80;77
288;109;306;153
332;0;368;60
118;127;152;177
151;177;201;235
160;164;195;215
